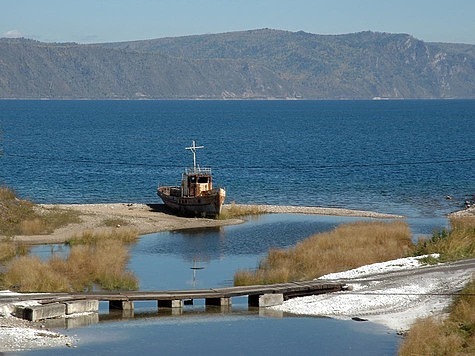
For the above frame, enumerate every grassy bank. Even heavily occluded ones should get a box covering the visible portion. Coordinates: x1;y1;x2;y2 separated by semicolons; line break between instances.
0;187;80;236
234;220;413;285
232;214;474;354
399;216;475;355
1;228;139;292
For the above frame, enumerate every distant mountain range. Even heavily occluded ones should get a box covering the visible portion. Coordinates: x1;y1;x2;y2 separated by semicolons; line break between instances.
1;29;474;99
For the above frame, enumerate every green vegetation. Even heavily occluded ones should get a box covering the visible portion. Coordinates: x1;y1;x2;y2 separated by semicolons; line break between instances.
1;228;139;292
234;220;413;286
414;216;475;262
218;202;264;220
0;186;81;236
1;31;474;100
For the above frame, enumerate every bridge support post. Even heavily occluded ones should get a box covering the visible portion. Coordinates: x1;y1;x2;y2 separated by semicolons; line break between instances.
157;299;183;309
65;300;99;314
248;293;284;307
109;300;134;311
205;297;231;307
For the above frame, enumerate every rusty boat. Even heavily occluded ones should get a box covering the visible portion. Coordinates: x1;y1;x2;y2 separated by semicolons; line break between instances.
157;141;226;218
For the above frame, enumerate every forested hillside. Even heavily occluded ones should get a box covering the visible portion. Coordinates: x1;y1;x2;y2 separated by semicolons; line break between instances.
1;29;474;99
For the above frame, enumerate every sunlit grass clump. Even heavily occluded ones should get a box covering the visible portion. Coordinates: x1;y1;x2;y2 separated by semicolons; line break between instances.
0;238;29;262
218;202;264;220
1;228;139;292
234;220;413;286
68;227;139;246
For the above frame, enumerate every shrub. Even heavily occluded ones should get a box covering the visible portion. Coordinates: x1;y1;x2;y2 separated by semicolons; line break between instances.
0;187;36;236
414;216;475;261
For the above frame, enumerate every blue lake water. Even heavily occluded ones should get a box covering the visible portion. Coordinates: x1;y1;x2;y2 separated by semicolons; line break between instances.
1;100;473;217
1;100;474;354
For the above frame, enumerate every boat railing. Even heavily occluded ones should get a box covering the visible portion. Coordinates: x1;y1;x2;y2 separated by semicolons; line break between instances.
185;166;212;175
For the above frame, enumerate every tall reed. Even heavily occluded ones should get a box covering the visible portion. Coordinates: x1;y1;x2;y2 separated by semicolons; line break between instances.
234;220;413;286
1;228;139;292
0;239;29;262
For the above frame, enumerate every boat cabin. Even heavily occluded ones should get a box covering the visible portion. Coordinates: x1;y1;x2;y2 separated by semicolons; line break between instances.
181;168;213;197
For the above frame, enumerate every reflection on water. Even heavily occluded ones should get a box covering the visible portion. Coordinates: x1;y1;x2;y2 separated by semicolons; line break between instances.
130;214;364;290
30;214;448;291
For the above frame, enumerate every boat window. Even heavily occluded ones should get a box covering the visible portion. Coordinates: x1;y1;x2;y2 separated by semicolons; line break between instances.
198;176;209;183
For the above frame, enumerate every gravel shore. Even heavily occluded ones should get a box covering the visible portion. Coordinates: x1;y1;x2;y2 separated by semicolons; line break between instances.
0;308;74;352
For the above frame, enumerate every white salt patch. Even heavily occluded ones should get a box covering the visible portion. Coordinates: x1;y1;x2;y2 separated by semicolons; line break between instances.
271;254;472;331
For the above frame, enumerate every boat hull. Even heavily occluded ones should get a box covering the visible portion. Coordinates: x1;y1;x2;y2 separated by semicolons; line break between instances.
157;186;225;218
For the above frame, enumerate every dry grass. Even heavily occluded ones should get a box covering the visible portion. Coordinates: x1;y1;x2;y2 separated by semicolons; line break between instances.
0;239;29;262
0;186;81;236
415;216;475;262
1;228;139;292
218;202;264;220
234;220;413;286
2;256;71;292
68;227;139;246
399;280;475;355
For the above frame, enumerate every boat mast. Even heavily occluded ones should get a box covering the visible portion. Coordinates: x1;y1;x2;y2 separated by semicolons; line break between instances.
186;140;204;171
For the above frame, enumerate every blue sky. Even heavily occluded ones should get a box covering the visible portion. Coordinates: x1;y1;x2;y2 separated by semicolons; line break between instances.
1;0;474;44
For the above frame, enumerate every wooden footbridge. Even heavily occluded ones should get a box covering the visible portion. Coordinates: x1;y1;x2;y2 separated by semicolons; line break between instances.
4;280;346;322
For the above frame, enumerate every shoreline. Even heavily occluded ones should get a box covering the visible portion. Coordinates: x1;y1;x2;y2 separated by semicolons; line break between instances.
12;203;404;245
